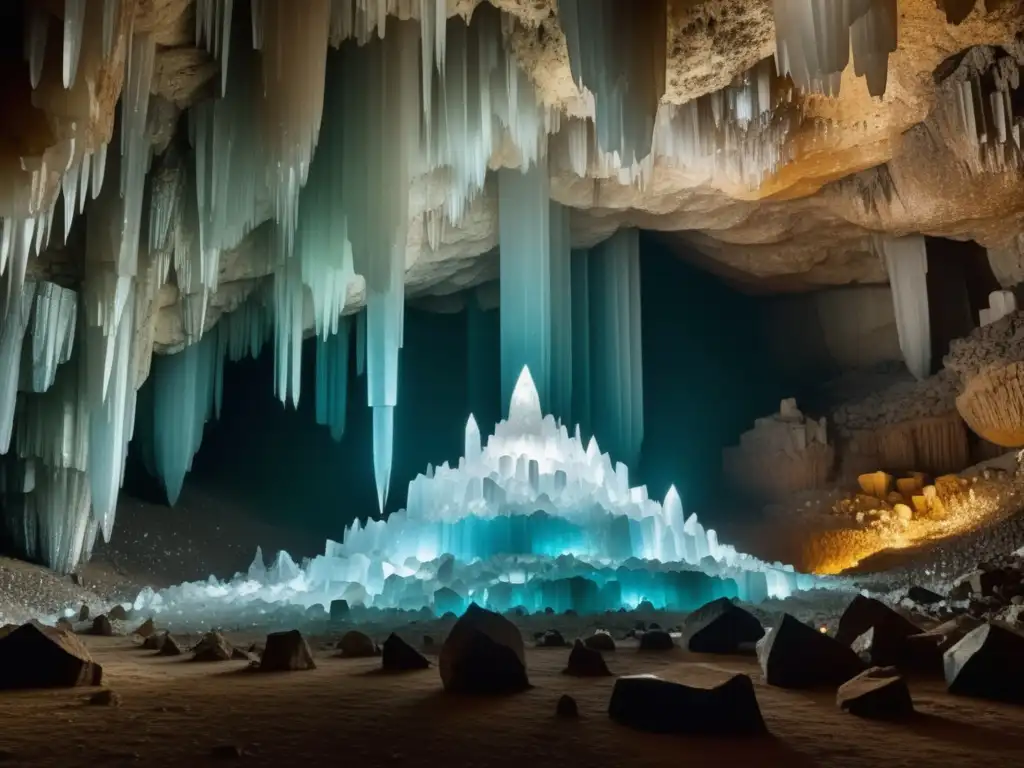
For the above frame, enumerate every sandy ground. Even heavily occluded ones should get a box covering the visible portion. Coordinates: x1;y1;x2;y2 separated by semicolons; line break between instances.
1;627;1023;768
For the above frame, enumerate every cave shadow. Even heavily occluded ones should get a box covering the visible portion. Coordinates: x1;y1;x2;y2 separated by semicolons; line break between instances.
902;711;1024;751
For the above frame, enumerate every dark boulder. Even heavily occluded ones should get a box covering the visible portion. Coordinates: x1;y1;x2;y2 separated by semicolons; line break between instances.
944;622;1024;703
837;667;915;719
133;618;156;638
158;635;184;656
638;630;674;651
683;598;764;654
758;614;865;689
563;639;611;677
90;615;113;637
537;630;567;648
259;630;316;672
608;673;767;736
337;630;378;658
142;631;168;651
0;622;103;689
329;599;350;622
381;633;430;672
192;631;233;662
835;595;920;648
556;694;579;718
439;602;529;694
108;605;128;621
583;631;616;652
907;586;944;605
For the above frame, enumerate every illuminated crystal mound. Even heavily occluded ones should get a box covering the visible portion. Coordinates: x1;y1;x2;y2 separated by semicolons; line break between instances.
131;367;815;623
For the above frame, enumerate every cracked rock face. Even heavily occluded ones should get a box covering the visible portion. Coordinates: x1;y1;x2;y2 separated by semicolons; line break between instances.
8;0;1024;358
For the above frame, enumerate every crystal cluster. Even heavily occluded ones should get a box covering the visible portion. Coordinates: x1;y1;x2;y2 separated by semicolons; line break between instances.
130;367;816;624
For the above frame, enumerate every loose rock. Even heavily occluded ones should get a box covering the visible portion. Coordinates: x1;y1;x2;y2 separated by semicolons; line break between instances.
835;596;920;648
556;694;578;718
108;605;128;621
259;630;316;672
638;630;675;651
337;630;378;658
537;630;568;648
944;622;1024;703
133;618;155;638
583;631;616;652
381;633;430;671
439;602;529;694
192;631;232;662
758;614;865;689
329;599;350;623
683;597;765;654
158;635;183;657
0;622;103;689
143;631;168;651
837;667;914;719
563;639;611;677
90;615;113;637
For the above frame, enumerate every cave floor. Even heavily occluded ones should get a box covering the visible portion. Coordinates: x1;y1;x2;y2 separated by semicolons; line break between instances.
2;632;1023;767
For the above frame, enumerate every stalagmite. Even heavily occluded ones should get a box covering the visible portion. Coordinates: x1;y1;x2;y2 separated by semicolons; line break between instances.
881;235;931;381
772;0;897;98
559;0;667;163
315;317;351;442
498;161;552;414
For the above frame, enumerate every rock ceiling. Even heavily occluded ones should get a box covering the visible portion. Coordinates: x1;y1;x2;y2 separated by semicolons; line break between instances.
8;0;1024;354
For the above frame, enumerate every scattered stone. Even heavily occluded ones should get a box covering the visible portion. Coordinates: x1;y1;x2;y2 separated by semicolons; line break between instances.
837;667;914;720
537;630;567;648
758;614;865;689
90;615;113;637
0;622;103;689
556;694;579;718
439;602;529;694
158;635;183;657
944;622;1024;703
142;631;168;651
583;631;616;652
88;689;122;707
108;605;128;621
638;630;674;651
835;596;921;648
564;639;611;677
923;615;985;653
78;605;90;622
337;630;378;658
381;633;430;672
609;673;767;736
683;598;765;654
192;632;232;662
259;630;316;672
907;586;944;605
133;618;155;638
329;599;350;623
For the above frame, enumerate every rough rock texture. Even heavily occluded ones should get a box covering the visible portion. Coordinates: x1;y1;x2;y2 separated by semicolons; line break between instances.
836;667;915;720
381;633;431;672
191;631;233;662
637;630;675;651
683;598;765;654
337;630;378;658
835;596;921;648
259;630;316;672
758;614;865;689
439;603;529;694
583;631;616;652
563;639;611;677
0;622;103;690
947;313;1024;447
723;399;834;502
944;622;1024;702
608;673;767;736
6;0;1024;372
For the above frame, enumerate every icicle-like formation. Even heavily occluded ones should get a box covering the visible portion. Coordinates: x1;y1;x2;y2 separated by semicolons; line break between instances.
118;33;156;279
650;57;802;189
315;317;350;442
881;235;931;381
569;250;592;440
549;201;572;425
135;365;815;623
0;218;41;316
328;0;420;45
196;0;235;96
559;0;667;163
173;159;219;345
773;0;897;98
421;4;550;225
63;0;87;89
332;22;422;512
498;162;552;414
25;6;49;90
0;282;38;453
151;330;221;505
271;256;305;407
20;282;77;394
258;0;331;256
103;0;120;58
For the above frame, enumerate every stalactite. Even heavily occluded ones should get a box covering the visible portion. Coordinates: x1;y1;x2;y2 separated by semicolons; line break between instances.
559;0;667;164
63;0;87;89
569;250;592;440
21;282;77;395
25;7;48;90
315;316;351;442
549;201;572;426
0;282;38;453
196;0;235;96
881;235;932;381
772;0;897;98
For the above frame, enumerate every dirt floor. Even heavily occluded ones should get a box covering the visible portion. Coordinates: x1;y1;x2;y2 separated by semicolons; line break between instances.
0;626;1022;768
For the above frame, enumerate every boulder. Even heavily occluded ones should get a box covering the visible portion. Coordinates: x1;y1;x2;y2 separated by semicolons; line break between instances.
758;614;865;689
381;633;430;672
133;618;155;638
563;640;611;677
158;635;184;656
835;596;921;648
837;667;915;719
78;605;90;621
537;630;568;648
192;631;233;662
90;615;113;637
853;626;944;675
0;622;103;689
108;605;128;621
638;630;675;651
683;598;765;653
439;602;529;694
259;630;316;672
583;631;616;652
944;622;1024;703
142;631;168;651
919;615;984;653
337;630;378;658
608;674;767;736
329;599;350;622
556;694;579;718
907;586;944;605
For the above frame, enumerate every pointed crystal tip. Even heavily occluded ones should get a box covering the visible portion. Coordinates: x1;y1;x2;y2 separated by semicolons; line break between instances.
508;365;542;424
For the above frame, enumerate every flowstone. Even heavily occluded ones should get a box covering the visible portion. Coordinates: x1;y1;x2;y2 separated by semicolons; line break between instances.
130;367;817;625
